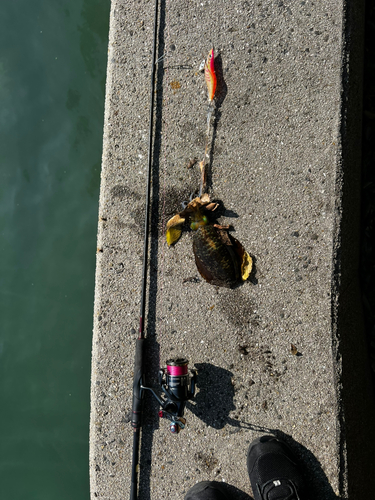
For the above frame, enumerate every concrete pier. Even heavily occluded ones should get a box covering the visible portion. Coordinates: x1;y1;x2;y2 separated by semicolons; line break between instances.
89;0;375;498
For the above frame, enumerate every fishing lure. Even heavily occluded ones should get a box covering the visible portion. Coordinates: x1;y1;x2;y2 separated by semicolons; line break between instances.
166;194;252;288
199;48;217;196
204;48;217;103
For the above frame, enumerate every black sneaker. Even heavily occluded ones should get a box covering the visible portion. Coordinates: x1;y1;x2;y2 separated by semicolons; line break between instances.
247;435;305;500
184;481;231;500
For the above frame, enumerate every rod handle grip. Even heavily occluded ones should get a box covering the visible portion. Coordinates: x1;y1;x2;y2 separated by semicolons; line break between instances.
130;480;137;500
131;338;144;430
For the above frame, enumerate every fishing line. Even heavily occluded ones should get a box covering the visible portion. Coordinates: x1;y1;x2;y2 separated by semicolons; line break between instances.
159;0;172;343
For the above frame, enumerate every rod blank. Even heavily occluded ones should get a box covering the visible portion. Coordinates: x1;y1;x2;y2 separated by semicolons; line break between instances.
130;0;160;498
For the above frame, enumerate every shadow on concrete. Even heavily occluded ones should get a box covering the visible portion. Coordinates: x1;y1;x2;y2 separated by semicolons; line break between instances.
187;363;236;429
361;0;375;388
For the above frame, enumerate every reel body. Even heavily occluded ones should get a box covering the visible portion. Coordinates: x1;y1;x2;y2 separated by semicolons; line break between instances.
141;357;196;433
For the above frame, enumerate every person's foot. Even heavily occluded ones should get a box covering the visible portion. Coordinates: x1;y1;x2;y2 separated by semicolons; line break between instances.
184;481;230;500
247;435;306;500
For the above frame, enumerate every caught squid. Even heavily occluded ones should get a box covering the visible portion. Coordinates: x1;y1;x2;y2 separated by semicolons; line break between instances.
166;194;252;288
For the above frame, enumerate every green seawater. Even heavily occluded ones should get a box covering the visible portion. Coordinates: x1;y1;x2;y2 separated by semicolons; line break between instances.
0;1;110;498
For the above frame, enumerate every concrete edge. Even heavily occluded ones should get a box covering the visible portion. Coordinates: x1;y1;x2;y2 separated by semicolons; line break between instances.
332;0;375;497
89;1;116;495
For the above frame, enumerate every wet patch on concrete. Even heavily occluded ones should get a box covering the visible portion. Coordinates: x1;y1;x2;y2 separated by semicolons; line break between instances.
195;449;219;472
110;184;142;201
217;289;259;328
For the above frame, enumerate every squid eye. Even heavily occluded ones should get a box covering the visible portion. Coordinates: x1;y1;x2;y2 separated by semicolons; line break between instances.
190;222;197;231
202;216;208;224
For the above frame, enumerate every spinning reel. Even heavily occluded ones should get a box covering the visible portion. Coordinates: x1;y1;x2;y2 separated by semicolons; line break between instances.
141;358;196;434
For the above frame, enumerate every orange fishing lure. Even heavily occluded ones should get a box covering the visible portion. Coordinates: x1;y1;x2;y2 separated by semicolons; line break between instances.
204;48;217;102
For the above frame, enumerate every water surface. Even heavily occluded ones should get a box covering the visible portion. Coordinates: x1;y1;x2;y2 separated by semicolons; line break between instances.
0;1;110;498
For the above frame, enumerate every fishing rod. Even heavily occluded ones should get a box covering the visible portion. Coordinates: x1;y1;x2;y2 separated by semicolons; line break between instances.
129;0;159;497
129;1;196;499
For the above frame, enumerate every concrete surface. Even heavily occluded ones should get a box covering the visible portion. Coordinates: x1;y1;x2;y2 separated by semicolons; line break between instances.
89;0;375;499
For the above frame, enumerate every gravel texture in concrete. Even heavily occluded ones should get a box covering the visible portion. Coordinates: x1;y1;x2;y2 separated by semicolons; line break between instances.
90;1;375;499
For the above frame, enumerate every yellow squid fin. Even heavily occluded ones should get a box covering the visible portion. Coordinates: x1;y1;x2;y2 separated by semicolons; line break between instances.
166;214;185;246
241;250;253;281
